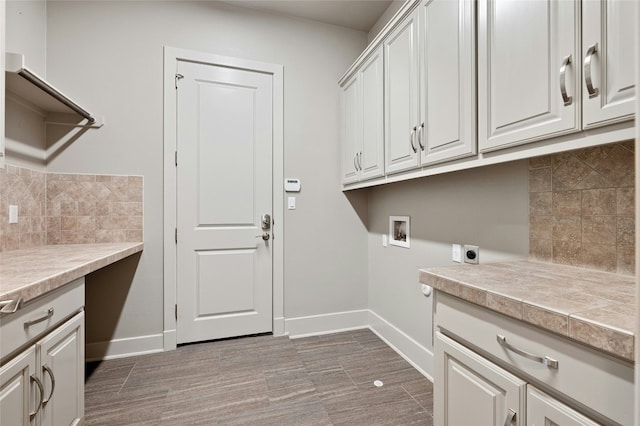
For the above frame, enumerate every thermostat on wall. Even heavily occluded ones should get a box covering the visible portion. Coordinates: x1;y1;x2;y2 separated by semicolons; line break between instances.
284;178;301;192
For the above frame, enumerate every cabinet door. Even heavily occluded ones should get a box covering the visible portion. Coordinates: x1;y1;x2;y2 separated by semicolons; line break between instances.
478;0;580;152
341;74;360;184
527;386;600;426
582;0;636;129
385;10;420;174
419;0;476;166
37;312;84;426
359;47;384;181
0;346;37;426
435;332;525;426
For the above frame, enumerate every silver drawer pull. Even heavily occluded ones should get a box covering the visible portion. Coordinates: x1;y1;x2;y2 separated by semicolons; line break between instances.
503;408;516;426
497;334;558;369
30;375;45;421
584;43;599;98
42;364;56;406
0;298;22;314
559;54;573;106
24;308;54;328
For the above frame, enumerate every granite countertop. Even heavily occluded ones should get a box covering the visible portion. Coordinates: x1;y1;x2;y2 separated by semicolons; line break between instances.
419;260;636;362
0;242;144;306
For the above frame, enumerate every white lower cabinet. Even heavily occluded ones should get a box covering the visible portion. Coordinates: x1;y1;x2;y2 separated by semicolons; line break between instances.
0;279;85;425
0;312;84;426
0;346;37;425
527;386;599;426
435;331;525;426
434;292;633;426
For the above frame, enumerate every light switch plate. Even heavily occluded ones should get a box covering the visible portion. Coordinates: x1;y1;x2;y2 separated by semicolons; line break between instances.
9;205;18;224
452;244;462;263
287;197;296;210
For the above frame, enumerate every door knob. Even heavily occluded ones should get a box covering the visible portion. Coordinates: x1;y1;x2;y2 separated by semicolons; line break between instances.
256;233;270;241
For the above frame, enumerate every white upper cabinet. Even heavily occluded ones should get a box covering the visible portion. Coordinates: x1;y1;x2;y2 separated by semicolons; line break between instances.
478;0;580;152
582;0;637;129
359;48;384;181
341;46;384;184
384;11;420;175
385;0;476;176
419;0;476;166
341;74;360;184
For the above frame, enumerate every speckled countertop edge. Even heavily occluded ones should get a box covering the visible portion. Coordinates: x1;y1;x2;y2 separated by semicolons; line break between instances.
0;243;144;304
419;260;636;362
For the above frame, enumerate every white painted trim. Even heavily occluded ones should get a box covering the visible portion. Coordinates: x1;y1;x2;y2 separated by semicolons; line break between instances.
285;309;369;338
162;46;284;349
344;122;635;191
86;334;164;361
273;317;286;337
368;310;434;381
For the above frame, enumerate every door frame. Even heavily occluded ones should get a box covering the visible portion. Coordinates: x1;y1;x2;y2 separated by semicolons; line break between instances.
162;46;284;351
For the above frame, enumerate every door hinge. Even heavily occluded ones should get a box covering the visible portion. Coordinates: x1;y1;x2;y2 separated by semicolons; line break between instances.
175;304;178;320
175;73;184;89
175;227;177;243
174;151;178;166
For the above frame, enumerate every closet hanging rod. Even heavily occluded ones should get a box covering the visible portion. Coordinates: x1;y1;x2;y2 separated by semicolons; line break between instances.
17;68;96;123
6;52;97;124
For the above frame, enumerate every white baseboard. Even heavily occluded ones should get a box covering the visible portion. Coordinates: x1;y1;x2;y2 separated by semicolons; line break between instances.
273;317;286;336
86;333;164;361
368;310;434;381
91;311;434;380
163;329;177;351
285;309;369;338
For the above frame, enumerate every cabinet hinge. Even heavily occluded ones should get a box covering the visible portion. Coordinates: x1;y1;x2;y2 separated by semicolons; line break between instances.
175;304;178;320
175;227;177;243
175;73;184;89
175;151;178;166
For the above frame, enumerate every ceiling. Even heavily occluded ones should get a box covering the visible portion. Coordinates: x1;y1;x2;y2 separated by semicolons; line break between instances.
223;0;395;32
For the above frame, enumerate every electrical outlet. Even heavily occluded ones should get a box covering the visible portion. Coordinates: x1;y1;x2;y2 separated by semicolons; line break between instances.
464;245;479;264
452;244;462;263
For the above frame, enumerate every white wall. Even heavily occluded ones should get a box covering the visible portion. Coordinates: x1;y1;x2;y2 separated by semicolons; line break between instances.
366;160;529;373
43;1;369;354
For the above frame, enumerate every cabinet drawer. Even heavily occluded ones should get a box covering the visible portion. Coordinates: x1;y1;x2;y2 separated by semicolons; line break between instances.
0;278;84;362
435;292;633;426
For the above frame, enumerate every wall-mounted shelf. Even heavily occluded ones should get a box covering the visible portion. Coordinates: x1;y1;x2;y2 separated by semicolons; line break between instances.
5;52;102;127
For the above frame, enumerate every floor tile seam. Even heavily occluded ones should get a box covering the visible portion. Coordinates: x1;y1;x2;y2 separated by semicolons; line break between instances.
117;362;137;394
401;383;429;412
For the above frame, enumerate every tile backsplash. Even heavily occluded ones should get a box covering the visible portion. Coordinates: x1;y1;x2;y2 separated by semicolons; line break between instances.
529;141;635;275
0;165;143;251
0;165;47;251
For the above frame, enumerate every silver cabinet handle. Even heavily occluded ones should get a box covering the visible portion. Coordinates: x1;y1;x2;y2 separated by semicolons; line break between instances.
42;364;56;407
559;54;573;106
30;375;45;421
357;152;363;170
353;155;359;171
417;123;425;151
24;308;54;328
497;334;558;369
503;409;516;426
584;43;599;98
410;127;417;153
0;298;22;314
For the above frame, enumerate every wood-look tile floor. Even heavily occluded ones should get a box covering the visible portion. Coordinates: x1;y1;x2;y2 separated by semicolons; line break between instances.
84;329;433;425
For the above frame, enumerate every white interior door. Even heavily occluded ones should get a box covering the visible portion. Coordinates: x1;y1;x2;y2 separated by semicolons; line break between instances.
176;59;273;344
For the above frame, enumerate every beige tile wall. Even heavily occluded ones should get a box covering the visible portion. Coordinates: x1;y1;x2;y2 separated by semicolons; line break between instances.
0;165;47;251
529;141;635;275
0;165;143;251
46;173;143;245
